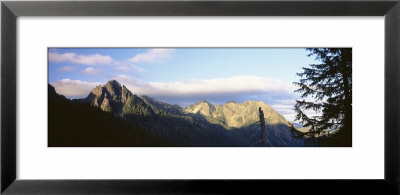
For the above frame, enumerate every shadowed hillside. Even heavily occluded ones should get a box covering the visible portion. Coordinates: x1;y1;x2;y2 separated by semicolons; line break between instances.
49;80;306;147
48;84;178;147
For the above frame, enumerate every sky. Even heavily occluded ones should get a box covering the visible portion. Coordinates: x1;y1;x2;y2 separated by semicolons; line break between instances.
48;48;319;122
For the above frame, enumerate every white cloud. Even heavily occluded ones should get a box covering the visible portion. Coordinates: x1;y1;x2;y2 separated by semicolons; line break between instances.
115;64;145;72
272;104;295;113
128;49;175;64
50;79;102;98
49;52;113;65
111;75;300;120
112;75;296;98
271;101;296;122
131;64;145;72
58;66;75;71
271;99;322;122
50;76;302;121
49;52;75;63
49;51;152;73
50;74;323;123
82;67;100;75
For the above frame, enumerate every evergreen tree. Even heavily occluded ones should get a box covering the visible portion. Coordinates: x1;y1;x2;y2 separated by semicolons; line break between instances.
294;48;352;146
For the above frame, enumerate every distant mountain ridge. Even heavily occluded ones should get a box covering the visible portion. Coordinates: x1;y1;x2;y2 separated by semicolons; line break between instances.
52;80;305;147
85;80;289;130
184;100;287;129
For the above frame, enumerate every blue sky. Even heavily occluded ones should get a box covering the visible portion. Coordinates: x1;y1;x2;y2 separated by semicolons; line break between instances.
49;48;318;121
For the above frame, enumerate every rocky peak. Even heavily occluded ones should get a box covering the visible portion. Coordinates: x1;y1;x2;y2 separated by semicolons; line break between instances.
104;80;123;98
185;100;216;116
106;79;120;86
85;80;128;115
84;80;157;117
185;100;287;128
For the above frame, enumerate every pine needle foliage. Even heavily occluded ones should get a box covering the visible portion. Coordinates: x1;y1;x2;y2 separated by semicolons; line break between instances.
294;48;352;146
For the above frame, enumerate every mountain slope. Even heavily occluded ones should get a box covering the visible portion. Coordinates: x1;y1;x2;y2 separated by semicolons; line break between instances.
58;80;305;147
48;84;177;146
185;100;304;147
184;100;287;128
83;80;251;146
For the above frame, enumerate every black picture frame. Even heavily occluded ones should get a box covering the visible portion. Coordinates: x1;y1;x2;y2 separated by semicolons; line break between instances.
1;0;399;194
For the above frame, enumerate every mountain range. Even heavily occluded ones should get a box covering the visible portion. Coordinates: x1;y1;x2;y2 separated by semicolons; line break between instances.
49;80;305;147
184;100;287;128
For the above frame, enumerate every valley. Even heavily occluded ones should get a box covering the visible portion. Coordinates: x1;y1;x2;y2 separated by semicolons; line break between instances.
49;80;305;147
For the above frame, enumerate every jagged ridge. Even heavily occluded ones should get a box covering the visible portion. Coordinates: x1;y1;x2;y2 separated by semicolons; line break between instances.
77;80;304;146
184;100;287;128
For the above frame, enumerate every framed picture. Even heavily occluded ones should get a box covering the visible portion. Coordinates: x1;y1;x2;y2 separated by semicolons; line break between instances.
2;0;399;194
47;47;351;148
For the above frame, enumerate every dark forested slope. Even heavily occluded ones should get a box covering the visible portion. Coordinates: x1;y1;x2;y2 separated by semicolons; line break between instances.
48;84;177;147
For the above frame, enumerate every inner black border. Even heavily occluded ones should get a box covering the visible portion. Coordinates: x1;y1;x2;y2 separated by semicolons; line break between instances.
2;1;400;194
47;46;354;148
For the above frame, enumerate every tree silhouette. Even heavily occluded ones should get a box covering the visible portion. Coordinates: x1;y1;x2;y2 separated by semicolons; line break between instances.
294;48;352;146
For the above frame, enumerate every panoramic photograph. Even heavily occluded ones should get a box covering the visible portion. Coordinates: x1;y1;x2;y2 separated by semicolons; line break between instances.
48;48;352;147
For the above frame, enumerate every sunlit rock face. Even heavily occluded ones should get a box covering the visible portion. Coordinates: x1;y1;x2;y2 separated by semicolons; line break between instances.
184;100;287;128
